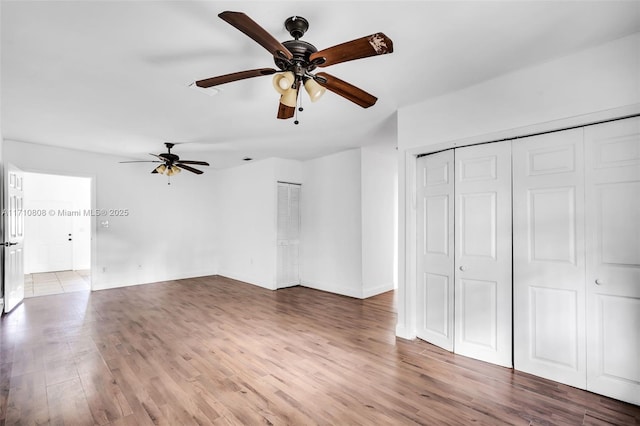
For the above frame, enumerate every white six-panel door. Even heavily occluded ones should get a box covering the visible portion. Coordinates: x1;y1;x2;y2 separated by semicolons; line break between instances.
416;151;455;350
4;164;25;313
415;116;638;404
513;128;587;388
454;141;513;367
584;117;640;405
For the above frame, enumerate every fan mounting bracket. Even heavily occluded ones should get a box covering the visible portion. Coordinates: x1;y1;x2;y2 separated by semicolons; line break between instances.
284;16;309;40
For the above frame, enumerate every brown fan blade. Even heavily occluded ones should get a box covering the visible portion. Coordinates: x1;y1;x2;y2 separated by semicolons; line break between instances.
175;164;204;175
177;160;210;166
151;168;159;174
310;33;393;67
219;11;293;60
196;68;276;88
277;103;295;119
315;72;377;108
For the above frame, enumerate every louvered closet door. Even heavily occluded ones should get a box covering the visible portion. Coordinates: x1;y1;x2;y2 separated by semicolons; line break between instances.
416;151;455;351
454;141;512;367
277;183;301;289
585;117;640;405
513;129;586;388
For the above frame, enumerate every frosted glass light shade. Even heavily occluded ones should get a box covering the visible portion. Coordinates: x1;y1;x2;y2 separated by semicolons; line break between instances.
166;165;181;176
280;88;298;107
304;78;326;102
272;72;295;94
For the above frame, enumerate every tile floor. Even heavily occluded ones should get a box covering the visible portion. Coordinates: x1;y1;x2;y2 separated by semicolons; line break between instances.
24;270;91;298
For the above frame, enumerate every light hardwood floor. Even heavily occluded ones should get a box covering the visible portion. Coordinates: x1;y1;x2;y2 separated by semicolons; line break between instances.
1;275;638;425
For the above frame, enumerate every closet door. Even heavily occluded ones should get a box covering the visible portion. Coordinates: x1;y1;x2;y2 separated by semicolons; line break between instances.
416;151;455;350
277;182;301;289
513;129;586;388
585;117;640;405
454;141;512;367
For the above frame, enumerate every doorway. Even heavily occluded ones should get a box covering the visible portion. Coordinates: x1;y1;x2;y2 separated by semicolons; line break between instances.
23;172;91;298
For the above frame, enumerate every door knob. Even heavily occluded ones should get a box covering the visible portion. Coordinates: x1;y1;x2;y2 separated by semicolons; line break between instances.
3;242;17;247
459;265;466;271
595;279;603;285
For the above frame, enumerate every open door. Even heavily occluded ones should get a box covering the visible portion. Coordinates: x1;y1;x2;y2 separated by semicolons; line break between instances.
4;164;25;313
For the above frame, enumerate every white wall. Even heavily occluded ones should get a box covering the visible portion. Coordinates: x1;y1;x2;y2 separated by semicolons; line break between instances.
4;140;219;290
216;157;302;290
301;149;363;297
23;172;91;273
3;141;398;299
396;33;640;339
361;143;397;297
300;145;397;299
399;33;640;150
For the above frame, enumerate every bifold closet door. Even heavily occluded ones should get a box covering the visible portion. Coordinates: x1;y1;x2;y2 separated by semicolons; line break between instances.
416;150;455;351
454;141;512;367
513;128;586;388
277;182;301;289
585;117;640;405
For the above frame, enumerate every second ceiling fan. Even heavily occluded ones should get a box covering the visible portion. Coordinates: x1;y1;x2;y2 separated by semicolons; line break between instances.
195;11;394;120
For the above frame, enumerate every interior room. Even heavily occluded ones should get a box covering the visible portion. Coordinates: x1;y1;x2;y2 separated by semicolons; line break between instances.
23;172;92;298
1;1;639;424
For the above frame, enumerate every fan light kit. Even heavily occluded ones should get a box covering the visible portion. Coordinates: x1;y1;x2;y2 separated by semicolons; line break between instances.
120;143;210;185
194;11;393;123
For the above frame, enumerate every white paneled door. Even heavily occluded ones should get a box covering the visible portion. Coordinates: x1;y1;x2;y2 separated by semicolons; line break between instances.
277;182;301;289
28;199;74;273
416;150;455;351
454;141;513;367
513;128;586;388
4;164;25;313
585;117;640;406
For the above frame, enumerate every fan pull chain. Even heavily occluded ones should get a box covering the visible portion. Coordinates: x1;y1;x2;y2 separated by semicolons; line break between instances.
294;91;303;125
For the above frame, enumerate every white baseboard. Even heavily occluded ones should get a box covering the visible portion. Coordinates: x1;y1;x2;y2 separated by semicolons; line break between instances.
395;322;416;340
300;280;363;299
216;271;275;290
91;269;219;291
362;283;395;299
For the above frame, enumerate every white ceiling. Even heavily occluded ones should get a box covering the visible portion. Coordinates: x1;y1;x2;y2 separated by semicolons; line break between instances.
2;1;639;168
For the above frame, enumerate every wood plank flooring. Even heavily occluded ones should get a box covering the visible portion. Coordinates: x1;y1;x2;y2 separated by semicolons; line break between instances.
1;275;638;425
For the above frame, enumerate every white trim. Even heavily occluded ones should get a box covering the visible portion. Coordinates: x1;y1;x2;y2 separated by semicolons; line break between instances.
362;283;395;299
218;271;276;291
404;104;640;158
395;323;415;340
301;280;363;299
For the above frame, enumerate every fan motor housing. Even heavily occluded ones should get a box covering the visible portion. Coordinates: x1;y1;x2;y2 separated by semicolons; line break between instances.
160;153;179;163
274;40;318;71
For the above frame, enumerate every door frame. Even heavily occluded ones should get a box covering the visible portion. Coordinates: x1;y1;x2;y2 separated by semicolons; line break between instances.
17;168;97;291
397;105;640;340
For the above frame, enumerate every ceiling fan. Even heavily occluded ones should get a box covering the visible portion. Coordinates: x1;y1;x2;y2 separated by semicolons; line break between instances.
120;143;210;179
194;11;394;121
